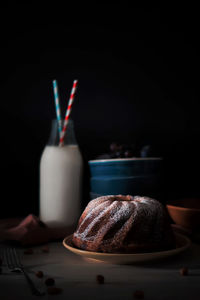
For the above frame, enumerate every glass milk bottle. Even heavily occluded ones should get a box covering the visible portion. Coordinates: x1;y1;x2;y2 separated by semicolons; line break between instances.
40;119;83;227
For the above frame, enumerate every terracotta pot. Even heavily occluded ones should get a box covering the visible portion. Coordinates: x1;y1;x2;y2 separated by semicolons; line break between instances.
167;198;200;231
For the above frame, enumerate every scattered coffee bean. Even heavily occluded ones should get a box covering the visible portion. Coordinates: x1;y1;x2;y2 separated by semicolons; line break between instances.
45;278;55;286
42;246;49;253
47;287;62;295
133;290;144;299
24;248;33;255
35;271;44;278
96;274;104;284
180;267;189;276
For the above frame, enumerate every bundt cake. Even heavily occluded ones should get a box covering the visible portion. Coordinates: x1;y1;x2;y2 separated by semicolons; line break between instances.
72;195;175;253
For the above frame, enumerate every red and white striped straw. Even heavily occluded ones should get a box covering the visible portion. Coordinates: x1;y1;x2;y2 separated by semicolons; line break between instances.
59;79;78;146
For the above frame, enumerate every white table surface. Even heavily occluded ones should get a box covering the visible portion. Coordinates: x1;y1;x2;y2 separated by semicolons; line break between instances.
0;240;200;300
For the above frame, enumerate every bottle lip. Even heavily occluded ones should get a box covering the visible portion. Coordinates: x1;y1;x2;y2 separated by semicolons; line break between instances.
52;119;74;125
48;119;76;146
89;157;162;163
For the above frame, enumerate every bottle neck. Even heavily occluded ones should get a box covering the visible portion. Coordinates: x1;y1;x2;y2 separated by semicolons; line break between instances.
47;119;77;146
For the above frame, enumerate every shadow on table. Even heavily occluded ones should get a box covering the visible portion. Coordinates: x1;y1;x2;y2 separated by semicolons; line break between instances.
131;247;200;270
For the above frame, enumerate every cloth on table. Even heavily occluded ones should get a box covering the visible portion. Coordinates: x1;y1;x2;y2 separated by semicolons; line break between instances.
0;214;75;246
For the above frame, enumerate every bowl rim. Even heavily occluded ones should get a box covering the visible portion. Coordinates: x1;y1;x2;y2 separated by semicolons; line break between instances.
167;204;200;212
89;157;163;163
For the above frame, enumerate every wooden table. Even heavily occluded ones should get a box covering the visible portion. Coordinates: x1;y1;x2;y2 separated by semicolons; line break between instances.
0;240;200;299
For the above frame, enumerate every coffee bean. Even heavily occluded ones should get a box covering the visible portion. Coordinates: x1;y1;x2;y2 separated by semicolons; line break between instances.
45;278;55;286
180;267;189;276
96;274;104;284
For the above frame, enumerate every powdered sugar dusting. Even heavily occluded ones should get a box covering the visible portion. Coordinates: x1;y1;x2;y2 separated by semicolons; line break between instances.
74;200;117;240
112;201;133;222
73;194;166;246
131;196;162;218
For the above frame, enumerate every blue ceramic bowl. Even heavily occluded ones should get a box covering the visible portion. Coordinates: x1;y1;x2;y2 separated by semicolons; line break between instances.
88;157;163;199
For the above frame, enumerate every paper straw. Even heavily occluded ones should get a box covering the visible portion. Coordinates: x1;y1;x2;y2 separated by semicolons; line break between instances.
59;79;78;146
53;79;62;140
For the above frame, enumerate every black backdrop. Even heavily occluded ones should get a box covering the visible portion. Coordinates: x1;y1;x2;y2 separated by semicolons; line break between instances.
1;5;200;217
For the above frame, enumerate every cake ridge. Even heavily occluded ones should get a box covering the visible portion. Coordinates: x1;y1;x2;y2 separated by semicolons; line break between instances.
96;201;133;244
77;200;110;234
74;200;119;240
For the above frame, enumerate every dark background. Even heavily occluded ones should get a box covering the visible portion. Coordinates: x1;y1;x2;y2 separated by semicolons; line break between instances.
1;5;200;217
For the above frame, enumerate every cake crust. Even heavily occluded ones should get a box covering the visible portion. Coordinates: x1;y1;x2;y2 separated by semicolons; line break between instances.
72;195;175;253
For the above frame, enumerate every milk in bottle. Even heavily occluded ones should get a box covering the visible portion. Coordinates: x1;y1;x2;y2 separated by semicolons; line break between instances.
40;120;83;227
